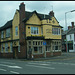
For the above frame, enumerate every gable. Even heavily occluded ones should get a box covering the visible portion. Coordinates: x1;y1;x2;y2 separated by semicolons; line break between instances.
26;13;41;25
51;17;59;26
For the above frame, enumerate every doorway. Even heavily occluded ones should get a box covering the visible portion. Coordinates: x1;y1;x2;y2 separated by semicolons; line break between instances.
13;47;18;59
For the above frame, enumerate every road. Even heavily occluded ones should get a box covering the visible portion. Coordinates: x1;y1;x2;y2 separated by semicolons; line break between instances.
0;52;75;74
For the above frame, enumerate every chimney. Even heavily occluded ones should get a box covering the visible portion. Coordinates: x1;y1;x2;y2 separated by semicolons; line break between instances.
71;22;74;28
49;11;54;17
19;2;25;23
19;2;27;58
68;26;71;30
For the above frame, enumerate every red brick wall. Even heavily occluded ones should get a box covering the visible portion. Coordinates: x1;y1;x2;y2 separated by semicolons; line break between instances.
46;52;51;57
53;52;61;56
33;54;44;58
0;53;13;58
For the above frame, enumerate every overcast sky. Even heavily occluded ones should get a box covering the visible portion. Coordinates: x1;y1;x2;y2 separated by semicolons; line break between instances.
0;1;75;30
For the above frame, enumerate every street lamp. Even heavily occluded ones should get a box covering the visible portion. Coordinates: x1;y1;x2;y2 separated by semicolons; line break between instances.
65;10;75;53
65;10;75;30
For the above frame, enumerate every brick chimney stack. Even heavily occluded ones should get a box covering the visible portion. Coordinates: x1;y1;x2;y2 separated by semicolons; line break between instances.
19;2;25;23
68;26;71;30
19;2;27;59
71;22;74;28
49;11;54;17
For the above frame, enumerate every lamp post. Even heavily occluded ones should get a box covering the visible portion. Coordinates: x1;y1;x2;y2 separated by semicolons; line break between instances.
65;10;75;53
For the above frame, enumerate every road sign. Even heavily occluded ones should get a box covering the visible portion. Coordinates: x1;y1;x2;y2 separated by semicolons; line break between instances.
43;42;46;45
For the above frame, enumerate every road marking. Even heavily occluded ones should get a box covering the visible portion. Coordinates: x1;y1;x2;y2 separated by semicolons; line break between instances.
10;71;20;74
26;65;55;69
0;68;7;71
63;63;69;65
57;63;63;64
39;64;49;65
70;64;75;65
0;62;15;64
0;64;22;69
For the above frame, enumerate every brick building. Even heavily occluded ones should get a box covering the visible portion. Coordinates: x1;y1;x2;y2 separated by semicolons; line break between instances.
0;2;63;59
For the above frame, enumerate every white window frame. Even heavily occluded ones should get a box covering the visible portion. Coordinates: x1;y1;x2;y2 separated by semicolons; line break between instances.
32;41;43;54
5;43;8;53
1;31;4;39
10;42;13;53
1;44;3;53
41;27;43;35
15;26;18;36
31;27;39;35
6;28;11;38
52;28;60;35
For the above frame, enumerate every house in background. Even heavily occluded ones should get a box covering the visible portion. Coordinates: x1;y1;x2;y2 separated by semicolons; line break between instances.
62;22;75;52
0;2;63;59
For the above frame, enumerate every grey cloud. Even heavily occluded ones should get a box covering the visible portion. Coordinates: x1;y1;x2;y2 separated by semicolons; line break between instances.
0;1;75;30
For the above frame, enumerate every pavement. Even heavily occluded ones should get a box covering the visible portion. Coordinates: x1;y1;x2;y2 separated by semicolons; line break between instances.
19;52;75;61
1;52;75;61
1;52;75;74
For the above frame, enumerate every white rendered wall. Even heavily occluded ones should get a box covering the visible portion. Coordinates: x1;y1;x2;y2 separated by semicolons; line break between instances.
66;34;75;52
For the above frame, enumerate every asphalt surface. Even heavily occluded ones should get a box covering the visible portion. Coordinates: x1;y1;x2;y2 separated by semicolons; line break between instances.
0;52;75;74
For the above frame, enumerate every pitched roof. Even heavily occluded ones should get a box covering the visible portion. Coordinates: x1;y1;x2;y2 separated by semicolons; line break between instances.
0;20;12;31
62;28;73;35
67;27;75;35
23;10;52;22
0;10;60;31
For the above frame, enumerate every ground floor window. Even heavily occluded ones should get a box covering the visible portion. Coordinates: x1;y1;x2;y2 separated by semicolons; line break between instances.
33;46;42;54
52;41;61;51
46;46;50;52
5;43;8;53
10;42;13;52
1;44;3;53
68;43;73;50
27;40;43;54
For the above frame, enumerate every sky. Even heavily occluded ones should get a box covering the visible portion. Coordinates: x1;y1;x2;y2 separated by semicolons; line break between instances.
0;1;75;30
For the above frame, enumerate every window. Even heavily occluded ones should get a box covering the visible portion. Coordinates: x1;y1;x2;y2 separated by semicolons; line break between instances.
39;46;42;53
6;28;11;38
34;47;38;51
53;41;61;51
52;28;60;35
46;46;50;52
58;28;60;35
15;26;18;35
70;35;71;40
55;46;58;50
29;41;31;45
10;42;13;52
32;41;43;54
31;27;38;35
1;31;4;38
1;44;3;53
5;43;8;53
41;27;43;35
68;43;73;50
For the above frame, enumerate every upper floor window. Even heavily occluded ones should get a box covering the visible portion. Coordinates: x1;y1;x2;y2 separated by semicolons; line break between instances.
31;27;38;35
6;28;11;38
70;35;72;40
52;28;60;35
1;31;4;39
15;26;18;36
41;27;43;35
